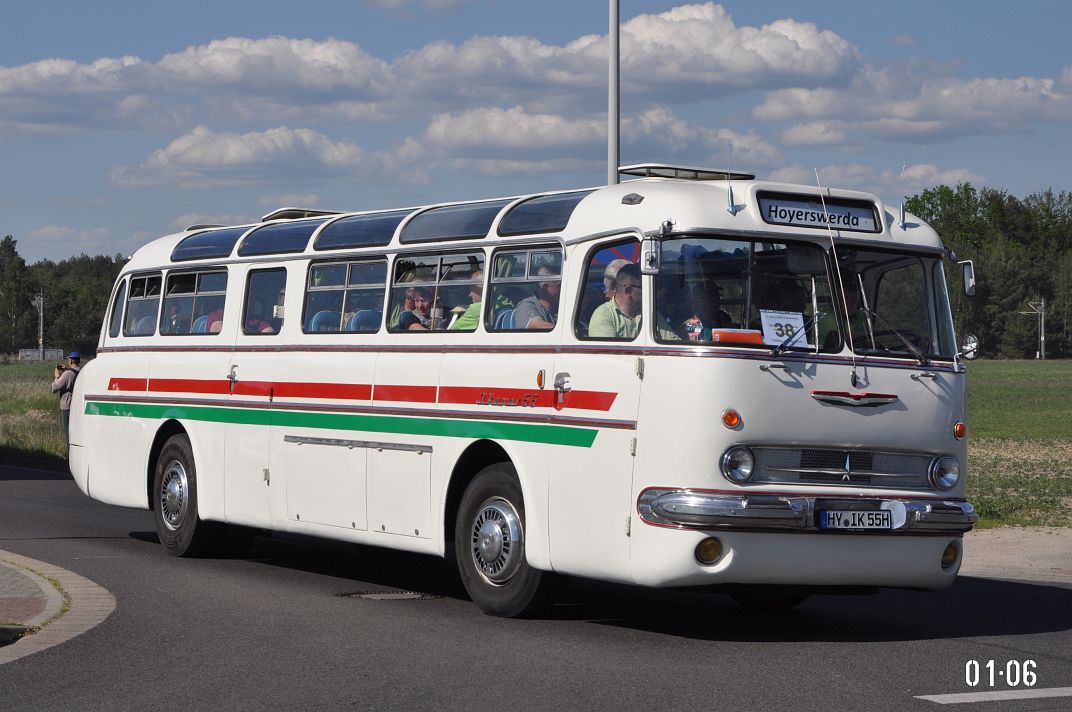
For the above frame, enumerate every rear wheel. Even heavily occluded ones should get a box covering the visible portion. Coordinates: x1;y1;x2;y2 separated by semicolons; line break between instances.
455;463;551;617
153;434;220;557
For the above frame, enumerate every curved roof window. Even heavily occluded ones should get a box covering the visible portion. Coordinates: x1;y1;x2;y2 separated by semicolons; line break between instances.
400;199;512;244
313;210;412;251
497;190;593;236
171;226;249;262
238;218;329;257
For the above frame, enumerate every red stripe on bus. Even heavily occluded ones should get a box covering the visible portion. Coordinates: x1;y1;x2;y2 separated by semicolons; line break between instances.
437;387;617;411
149;379;230;395
108;377;147;392
272;382;372;400
374;384;438;403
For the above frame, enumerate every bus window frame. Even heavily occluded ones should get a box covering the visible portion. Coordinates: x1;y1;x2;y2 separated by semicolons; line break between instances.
301;257;389;334
122;272;163;338
573;237;642;343
387;249;485;333
486;244;563;333
159;268;229;337
241;267;288;336
108;277;128;339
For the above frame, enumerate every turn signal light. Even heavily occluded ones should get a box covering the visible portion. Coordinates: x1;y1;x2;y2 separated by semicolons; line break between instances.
953;421;966;440
695;537;723;565
722;409;742;429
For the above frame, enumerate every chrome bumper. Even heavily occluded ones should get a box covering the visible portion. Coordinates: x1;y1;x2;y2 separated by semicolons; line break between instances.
638;490;978;535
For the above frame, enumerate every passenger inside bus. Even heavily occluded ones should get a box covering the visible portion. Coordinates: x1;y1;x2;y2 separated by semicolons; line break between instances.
399;285;446;330
682;279;734;341
513;265;559;330
449;269;483;331
589;262;642;338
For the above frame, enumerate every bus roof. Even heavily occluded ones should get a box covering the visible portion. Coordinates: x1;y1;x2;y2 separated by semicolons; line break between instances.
122;167;944;274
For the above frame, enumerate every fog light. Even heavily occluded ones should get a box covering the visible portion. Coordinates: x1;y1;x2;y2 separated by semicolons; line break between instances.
695;537;723;565
941;542;959;570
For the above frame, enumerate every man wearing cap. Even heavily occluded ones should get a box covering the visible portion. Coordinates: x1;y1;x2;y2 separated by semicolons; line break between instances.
51;351;81;445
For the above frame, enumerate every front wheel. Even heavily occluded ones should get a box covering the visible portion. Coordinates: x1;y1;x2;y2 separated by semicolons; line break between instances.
153;434;220;557
454;463;551;617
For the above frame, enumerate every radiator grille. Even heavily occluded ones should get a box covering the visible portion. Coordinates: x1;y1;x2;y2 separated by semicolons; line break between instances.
751;447;932;490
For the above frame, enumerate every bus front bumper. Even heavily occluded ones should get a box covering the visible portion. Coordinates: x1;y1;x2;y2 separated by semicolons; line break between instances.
638;489;978;535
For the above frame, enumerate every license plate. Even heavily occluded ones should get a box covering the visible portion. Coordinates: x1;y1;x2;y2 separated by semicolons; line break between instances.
820;510;892;530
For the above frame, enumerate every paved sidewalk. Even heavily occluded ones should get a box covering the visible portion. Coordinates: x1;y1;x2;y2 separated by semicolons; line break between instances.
0;550;116;665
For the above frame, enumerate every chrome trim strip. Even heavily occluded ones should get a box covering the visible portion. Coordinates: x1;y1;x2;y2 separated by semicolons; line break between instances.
638;489;978;534
283;434;432;454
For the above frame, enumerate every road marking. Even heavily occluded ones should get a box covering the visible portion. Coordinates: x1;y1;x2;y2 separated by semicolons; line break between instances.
916;687;1072;704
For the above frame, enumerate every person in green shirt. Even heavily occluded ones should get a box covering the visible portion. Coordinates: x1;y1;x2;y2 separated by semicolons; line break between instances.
589;262;642;338
450;269;483;331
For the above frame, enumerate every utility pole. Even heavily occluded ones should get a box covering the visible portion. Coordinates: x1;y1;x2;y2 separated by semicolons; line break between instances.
31;292;43;360
1019;297;1046;359
608;0;620;186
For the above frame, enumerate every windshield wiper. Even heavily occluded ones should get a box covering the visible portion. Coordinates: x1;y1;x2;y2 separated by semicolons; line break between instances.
770;311;825;357
859;307;930;365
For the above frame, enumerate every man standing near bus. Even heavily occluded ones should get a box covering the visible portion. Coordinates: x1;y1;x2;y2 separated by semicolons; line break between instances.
51;351;81;445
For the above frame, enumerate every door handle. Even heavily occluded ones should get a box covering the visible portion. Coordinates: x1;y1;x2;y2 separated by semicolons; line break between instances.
553;372;571;408
227;365;238;394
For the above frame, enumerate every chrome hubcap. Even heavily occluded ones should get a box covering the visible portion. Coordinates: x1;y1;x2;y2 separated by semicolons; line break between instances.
470;497;523;585
159;460;189;532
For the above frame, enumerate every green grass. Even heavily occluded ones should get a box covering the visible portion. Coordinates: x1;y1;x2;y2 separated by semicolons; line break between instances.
0;361;68;465
965;359;1072;528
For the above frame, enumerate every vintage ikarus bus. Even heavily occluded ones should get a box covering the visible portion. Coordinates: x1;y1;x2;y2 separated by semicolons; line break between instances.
70;164;979;616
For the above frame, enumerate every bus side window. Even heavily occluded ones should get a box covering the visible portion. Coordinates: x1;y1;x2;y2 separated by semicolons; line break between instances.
244;268;287;335
108;279;127;338
303;259;387;334
576;240;640;340
487;248;562;331
161;270;228;336
388;252;483;332
123;273;162;337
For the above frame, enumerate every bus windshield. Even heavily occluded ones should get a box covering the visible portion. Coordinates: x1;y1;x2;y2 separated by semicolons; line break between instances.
655;237;957;360
655;236;836;352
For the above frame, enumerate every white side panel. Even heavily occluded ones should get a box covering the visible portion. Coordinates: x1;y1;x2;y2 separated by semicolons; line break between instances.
282;441;368;530
368;449;431;537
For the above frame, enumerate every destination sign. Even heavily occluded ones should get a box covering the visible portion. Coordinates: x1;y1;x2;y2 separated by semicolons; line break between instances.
759;194;879;233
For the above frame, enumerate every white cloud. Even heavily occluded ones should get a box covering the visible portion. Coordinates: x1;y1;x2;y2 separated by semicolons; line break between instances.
0;4;861;132
257;193;320;209
757;63;1072;144
111;126;370;188
23;225;112;261
425;106;604;154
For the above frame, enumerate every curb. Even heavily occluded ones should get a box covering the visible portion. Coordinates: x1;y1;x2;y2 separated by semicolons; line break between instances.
0;551;115;666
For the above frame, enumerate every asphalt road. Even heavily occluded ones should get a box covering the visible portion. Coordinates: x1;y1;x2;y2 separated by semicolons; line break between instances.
1;463;1070;712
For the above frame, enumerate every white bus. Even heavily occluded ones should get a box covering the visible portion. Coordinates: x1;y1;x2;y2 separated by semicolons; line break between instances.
70;163;979;616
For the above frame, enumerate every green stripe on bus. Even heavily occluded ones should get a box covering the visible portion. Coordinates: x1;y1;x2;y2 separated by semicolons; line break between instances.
84;401;598;448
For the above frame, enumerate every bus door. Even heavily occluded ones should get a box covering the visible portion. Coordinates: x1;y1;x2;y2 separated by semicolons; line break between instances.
547;237;644;579
224;265;287;529
268;259;386;533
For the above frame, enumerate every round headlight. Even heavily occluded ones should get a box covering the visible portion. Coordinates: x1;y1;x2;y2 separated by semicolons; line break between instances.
930;456;960;490
720;446;755;483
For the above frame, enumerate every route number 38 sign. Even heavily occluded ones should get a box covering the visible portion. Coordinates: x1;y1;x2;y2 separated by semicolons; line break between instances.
759;309;813;348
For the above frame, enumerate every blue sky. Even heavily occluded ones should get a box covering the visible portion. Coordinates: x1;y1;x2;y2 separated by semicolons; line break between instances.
2;0;1069;262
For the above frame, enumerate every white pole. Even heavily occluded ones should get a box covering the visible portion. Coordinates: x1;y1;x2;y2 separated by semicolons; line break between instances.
608;0;620;186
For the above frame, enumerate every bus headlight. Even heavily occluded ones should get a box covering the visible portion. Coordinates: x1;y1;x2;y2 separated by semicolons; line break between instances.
930;456;960;490
720;446;755;483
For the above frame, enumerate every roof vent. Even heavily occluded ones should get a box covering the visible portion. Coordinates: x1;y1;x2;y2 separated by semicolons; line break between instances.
260;207;342;222
619;163;754;181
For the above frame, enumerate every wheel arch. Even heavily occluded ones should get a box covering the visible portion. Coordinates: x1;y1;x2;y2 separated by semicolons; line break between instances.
146;419;188;510
443;439;512;554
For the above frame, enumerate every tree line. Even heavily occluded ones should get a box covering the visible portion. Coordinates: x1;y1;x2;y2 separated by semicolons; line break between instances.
1;183;1069;359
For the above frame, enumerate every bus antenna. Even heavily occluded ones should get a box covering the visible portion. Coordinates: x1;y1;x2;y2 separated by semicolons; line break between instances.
898;162;908;230
814;168;860;388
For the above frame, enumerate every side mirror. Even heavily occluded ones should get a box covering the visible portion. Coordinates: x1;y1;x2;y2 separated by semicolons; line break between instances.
959;260;976;297
640;235;660;275
960;334;979;360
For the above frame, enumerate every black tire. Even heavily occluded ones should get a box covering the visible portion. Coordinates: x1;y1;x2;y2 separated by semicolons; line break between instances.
729;588;810;611
153;434;220;557
454;463;551;617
